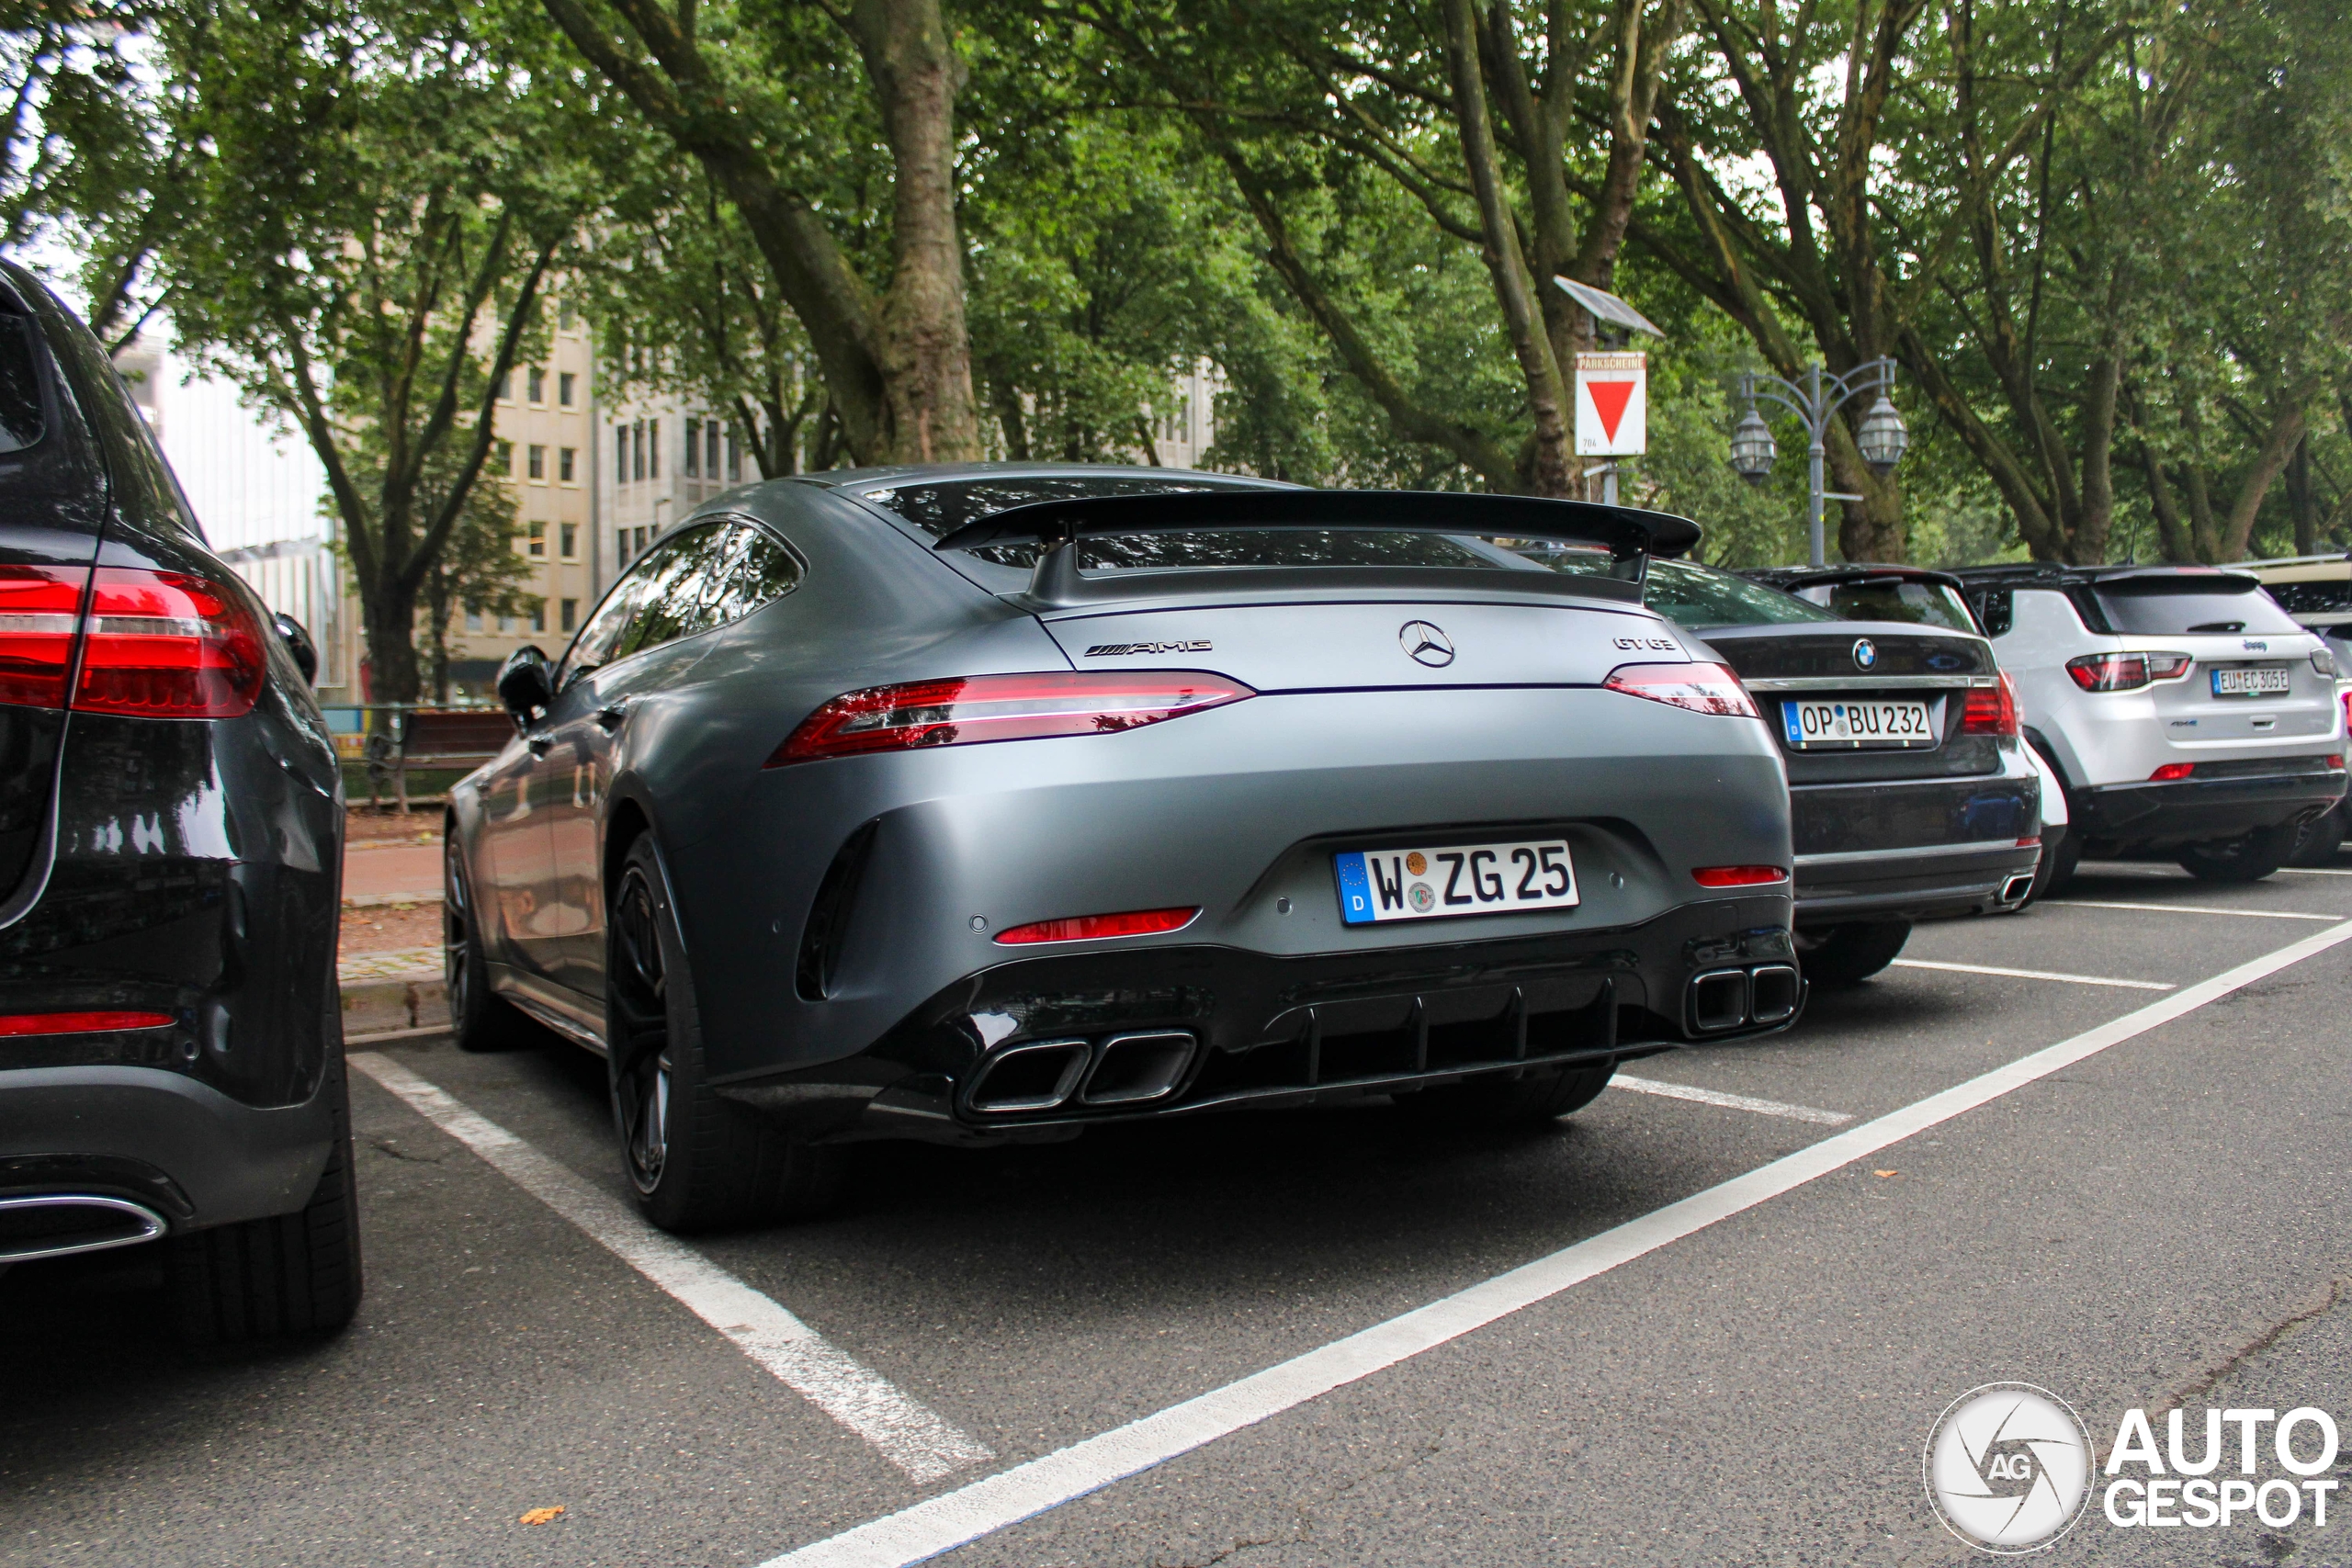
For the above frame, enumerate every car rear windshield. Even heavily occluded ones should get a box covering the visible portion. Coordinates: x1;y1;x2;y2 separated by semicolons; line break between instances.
860;477;1617;575
2092;578;2302;636
1645;558;1840;628
1796;578;1978;633
0;316;42;454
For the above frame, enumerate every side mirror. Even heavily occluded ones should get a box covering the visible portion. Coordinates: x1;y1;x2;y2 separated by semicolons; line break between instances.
272;613;318;685
495;645;552;728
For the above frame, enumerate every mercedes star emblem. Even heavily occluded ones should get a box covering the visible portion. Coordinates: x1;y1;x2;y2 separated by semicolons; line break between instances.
1852;637;1878;671
1400;620;1455;667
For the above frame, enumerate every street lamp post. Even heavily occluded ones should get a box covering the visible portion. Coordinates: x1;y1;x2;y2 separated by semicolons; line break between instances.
1728;358;1909;567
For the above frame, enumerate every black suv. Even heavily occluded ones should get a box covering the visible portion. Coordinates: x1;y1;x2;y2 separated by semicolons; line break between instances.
0;260;355;1339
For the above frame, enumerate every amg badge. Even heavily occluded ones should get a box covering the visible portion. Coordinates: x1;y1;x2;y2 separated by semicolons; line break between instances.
1085;639;1213;657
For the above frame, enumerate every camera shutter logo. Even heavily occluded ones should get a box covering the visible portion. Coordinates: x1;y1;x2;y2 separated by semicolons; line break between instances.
1924;1382;2093;1552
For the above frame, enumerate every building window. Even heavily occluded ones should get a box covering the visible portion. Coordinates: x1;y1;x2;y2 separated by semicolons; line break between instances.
527;367;545;403
632;421;645;481
526;444;546;480
464;608;481;632
616;528;629;565
560;522;578;558
728;434;741;481
559;446;575;483
650;419;661;479
531;600;547;634
496;438;514;474
634;525;648;556
558;299;576;331
707;423;720;479
684;418;701;477
616;424;628;485
559;371;575;407
494;371;512;401
526;520;546;557
560;597;578;633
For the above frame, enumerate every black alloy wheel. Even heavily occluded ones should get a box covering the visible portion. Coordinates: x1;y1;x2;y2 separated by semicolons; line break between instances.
2025;831;2079;903
1794;919;1913;985
605;834;842;1232
2177;823;2296;884
445;829;537;1052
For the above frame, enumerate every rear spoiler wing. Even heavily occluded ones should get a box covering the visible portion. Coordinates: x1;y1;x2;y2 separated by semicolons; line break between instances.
931;489;1703;609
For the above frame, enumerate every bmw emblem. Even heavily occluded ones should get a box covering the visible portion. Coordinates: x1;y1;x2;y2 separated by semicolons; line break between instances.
1852;637;1878;671
1400;621;1455;668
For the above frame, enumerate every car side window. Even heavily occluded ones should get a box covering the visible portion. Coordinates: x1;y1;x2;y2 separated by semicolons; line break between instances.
1970;590;2014;637
558;531;702;687
556;521;803;689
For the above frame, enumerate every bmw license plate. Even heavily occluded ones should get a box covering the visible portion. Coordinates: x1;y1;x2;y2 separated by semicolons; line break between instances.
2211;666;2292;697
1781;699;1934;748
1335;840;1577;926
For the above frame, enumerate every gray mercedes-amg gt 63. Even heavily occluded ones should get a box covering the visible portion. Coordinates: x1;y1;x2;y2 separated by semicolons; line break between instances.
447;466;1801;1230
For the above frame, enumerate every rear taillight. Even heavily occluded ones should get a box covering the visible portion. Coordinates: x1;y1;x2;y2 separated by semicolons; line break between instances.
1602;662;1759;718
1691;865;1787;887
77;569;267;718
994;907;1200;945
2340;691;2350;732
767;671;1254;767
2150;762;2194;782
0;564;266;718
1960;673;2021;737
2065;651;2189;692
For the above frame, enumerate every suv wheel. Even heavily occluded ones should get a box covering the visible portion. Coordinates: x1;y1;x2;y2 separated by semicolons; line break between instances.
2177;824;2296;883
1395;1061;1616;1127
1796;920;1913;985
2290;806;2346;867
2027;832;2080;902
445;833;538;1052
606;834;842;1233
168;1053;364;1343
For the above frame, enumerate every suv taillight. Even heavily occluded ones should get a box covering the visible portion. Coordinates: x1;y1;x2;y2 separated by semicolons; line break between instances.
1959;672;2021;737
0;564;268;718
2065;651;2189;691
767;671;1254;766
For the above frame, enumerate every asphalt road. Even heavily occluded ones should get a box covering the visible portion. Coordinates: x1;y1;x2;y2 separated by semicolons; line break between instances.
7;860;2352;1566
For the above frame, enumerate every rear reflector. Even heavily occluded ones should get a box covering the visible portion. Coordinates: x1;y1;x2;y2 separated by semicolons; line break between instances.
0;564;267;718
1602;662;1759;718
1960;673;2021;737
769;671;1253;766
0;1010;173;1036
2329;754;2346;769
994;907;1199;945
1691;865;1787;887
2149;762;2195;782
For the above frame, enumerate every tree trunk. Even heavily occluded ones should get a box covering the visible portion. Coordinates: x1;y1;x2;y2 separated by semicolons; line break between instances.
2288;433;2317;555
360;578;423;713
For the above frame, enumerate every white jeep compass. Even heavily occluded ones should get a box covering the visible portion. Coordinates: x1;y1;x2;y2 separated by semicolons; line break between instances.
1951;565;2346;886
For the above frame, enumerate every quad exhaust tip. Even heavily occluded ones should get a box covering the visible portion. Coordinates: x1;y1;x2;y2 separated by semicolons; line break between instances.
967;1031;1202;1114
1688;964;1803;1033
0;1194;167;1263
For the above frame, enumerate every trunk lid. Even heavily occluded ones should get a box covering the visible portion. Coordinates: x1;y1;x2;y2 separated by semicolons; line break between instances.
1695;623;2002;783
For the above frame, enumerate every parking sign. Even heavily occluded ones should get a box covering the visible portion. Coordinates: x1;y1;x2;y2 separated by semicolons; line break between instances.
1575;351;1646;456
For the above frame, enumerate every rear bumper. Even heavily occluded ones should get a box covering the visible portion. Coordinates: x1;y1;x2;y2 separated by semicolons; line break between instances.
714;892;1798;1145
0;1065;334;1231
1793;840;2041;925
2076;761;2347;846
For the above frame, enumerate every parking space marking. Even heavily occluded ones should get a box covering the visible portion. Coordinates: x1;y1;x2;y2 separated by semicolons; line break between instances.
1610;1074;1851;1124
2061;898;2341;921
348;1053;992;1483
2276;866;2352;876
760;918;2352;1568
1889;958;2175;991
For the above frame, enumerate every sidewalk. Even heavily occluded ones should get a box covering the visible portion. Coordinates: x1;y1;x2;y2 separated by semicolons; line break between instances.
344;840;442;907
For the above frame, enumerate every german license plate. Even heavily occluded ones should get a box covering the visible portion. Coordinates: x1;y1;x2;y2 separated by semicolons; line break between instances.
2211;666;2292;697
1335;839;1577;925
1781;699;1935;748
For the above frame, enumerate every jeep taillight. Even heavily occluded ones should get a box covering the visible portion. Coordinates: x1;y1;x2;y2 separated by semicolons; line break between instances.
2065;651;2189;692
0;564;268;718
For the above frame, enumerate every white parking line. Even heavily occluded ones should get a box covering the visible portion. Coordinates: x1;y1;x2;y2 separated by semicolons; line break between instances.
1890;958;2176;991
2061;898;2342;921
760;918;2352;1568
1610;1074;1851;1125
348;1053;992;1483
2276;866;2352;876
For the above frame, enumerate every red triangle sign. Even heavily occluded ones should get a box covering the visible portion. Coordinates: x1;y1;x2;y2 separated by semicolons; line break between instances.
1587;378;1635;442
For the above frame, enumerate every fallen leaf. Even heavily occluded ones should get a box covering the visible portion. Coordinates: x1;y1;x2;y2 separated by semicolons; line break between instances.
1873;1170;1898;1179
519;1506;564;1526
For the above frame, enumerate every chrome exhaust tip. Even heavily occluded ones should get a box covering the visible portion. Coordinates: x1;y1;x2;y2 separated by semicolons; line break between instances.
2000;872;2036;903
0;1194;167;1263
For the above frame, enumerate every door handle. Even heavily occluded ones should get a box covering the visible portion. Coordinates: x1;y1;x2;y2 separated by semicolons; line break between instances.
596;700;629;731
526;732;554;755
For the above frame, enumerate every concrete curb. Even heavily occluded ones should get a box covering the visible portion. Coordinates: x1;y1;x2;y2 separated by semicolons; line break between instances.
342;971;448;1035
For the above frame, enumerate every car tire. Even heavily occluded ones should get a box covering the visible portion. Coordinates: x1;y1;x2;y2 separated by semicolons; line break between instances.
1394;1060;1616;1127
2027;831;2079;903
606;834;842;1233
167;1053;364;1344
2289;807;2346;867
1795;920;1913;985
446;831;539;1053
2177;824;2296;883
